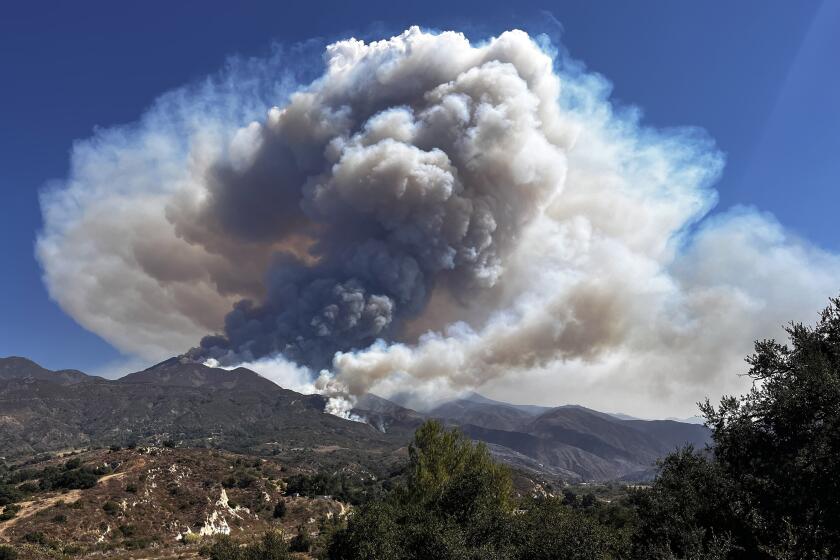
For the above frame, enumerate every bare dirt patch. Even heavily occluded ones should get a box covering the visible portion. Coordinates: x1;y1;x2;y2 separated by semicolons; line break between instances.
0;489;82;537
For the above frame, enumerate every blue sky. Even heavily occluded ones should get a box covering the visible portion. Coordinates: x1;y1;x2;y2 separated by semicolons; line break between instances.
1;0;837;375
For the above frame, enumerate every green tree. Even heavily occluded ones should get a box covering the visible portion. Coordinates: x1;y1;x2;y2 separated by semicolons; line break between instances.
289;525;313;553
327;421;623;560
512;497;629;560
102;500;120;515
630;448;736;559
203;535;245;560
272;499;286;519
327;501;403;560
252;530;291;560
328;422;514;560
699;297;840;558
203;530;291;560
633;297;840;559
406;420;512;516
0;545;17;560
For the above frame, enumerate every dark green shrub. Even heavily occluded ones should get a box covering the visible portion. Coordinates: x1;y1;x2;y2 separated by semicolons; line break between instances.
273;499;286;519
203;531;290;560
118;524;136;537
62;543;82;555
236;472;256;488
289;526;312;553
102;500;120;515
39;467;98;491
201;535;243;560
284;471;382;506
23;531;48;545
0;504;18;521
0;484;22;506
123;537;152;550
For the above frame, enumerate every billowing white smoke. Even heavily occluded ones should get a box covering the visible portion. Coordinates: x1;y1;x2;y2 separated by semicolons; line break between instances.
205;354;317;395
37;27;840;417
204;354;365;423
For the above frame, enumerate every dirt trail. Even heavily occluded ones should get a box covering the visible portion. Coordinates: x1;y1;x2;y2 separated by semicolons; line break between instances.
97;471;127;484
0;457;146;538
0;489;82;537
96;456;147;485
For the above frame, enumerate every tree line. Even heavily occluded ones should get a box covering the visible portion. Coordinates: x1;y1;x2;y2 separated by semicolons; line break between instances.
205;297;840;559
5;298;831;560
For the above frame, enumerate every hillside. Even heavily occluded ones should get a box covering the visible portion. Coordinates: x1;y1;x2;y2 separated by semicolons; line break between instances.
429;398;535;431
431;396;711;480
0;357;97;386
0;446;349;558
0;356;709;482
0;357;408;472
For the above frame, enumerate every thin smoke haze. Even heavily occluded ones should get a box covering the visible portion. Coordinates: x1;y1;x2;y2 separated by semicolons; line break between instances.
37;27;840;417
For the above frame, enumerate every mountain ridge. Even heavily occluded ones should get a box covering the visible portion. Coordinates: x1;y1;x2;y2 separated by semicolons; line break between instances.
429;394;711;481
0;356;100;385
0;356;710;480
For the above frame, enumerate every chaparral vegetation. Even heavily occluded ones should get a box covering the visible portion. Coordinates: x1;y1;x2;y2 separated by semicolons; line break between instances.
206;299;840;560
1;300;838;559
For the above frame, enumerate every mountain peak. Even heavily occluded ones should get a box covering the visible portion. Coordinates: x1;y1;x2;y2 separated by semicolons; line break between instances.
0;356;45;373
119;357;277;392
462;391;501;405
0;356;95;385
144;355;185;370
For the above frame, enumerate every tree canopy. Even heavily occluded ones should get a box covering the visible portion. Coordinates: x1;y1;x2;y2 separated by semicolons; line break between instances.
198;297;840;560
634;297;840;559
327;420;625;560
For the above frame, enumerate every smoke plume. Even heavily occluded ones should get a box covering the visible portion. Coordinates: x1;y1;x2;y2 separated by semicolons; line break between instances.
37;27;840;416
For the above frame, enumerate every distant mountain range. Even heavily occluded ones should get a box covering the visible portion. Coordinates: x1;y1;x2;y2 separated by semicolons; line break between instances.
0;356;710;481
427;394;710;480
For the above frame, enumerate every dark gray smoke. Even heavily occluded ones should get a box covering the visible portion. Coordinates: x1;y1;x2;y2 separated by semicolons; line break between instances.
37;27;840;417
177;29;567;367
